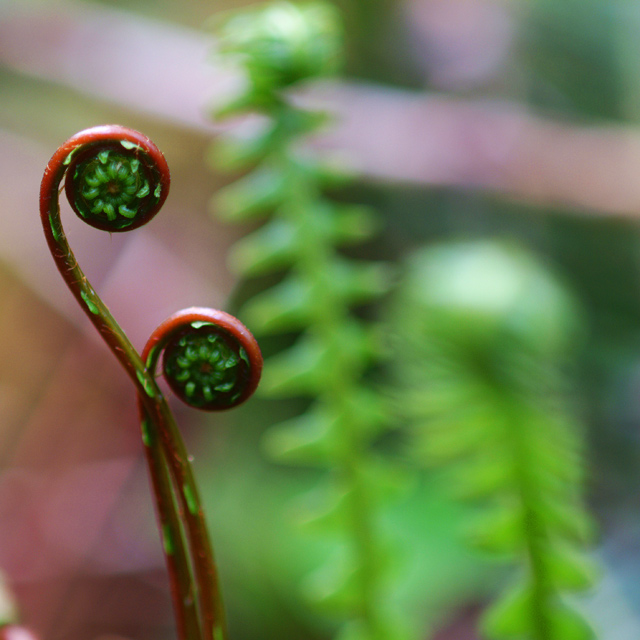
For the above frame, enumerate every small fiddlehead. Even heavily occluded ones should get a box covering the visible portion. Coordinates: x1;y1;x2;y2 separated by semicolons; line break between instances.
40;126;262;640
139;309;261;640
144;308;262;412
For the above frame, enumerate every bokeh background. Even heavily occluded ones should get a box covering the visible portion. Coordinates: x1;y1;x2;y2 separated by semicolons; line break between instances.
1;0;640;639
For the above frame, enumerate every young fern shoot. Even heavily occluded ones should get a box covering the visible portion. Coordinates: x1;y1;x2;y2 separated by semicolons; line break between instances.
392;241;598;640
40;125;262;640
212;4;407;640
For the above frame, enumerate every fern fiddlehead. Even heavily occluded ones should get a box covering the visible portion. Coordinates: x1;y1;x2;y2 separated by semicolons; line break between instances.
145;308;262;412
212;5;405;640
40;125;262;640
139;307;262;640
392;241;597;640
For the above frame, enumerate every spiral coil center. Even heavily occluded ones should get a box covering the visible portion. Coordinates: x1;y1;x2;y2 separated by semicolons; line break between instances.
64;139;166;232
163;325;251;410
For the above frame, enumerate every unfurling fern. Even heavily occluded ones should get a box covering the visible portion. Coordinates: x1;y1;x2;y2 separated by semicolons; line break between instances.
392;240;598;640
210;4;409;640
40;125;263;640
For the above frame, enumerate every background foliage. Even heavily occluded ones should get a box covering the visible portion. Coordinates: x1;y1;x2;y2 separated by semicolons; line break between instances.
1;0;640;639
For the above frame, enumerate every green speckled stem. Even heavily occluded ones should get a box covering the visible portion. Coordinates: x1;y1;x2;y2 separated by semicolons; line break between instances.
136;392;228;640
142;317;239;640
141;412;201;640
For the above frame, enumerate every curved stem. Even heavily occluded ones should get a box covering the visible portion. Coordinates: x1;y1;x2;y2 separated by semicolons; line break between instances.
39;126;168;388
137;406;202;640
140;307;263;640
40;126;224;640
139;387;228;640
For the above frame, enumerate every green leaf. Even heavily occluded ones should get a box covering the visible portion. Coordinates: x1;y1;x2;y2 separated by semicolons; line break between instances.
209;123;277;171
284;108;333;137
543;545;599;591
302;155;359;190
218;2;343;90
323;320;380;374
398;374;489;420
464;502;524;555
294;484;350;532
243;277;313;333
394;240;598;639
411;409;494;464
262;407;336;465
303;549;361;612
344;387;392;438
259;336;325;396
331;259;394;305
548;601;595;640
335;613;415;640
359;456;414;503
212;166;287;221
449;454;512;500
211;90;262;119
542;501;596;544
482;587;595;640
330;205;380;244
334;620;369;640
229;219;298;276
480;583;532;638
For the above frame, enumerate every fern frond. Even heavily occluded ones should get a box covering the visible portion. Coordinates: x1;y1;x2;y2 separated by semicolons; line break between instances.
212;4;410;639
392;240;598;640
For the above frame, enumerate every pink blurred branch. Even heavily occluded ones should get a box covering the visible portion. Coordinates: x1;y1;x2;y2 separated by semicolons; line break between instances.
1;1;640;218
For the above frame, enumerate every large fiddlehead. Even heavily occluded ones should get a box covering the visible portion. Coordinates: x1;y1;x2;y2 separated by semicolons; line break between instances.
40;125;262;640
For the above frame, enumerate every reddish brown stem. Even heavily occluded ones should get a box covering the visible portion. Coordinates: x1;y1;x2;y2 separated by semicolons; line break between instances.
39;126;208;640
39;125;169;387
141;308;262;640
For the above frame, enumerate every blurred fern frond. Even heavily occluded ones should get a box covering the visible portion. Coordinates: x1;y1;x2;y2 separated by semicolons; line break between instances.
392;240;599;640
211;4;411;640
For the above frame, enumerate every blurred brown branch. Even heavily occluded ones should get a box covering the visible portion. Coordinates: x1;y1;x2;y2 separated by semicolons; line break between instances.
1;2;640;217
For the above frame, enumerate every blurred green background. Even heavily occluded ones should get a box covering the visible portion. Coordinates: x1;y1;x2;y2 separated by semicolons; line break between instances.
2;0;640;639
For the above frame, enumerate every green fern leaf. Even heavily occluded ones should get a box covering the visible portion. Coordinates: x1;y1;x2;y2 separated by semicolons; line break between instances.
263;406;337;465
243;277;314;333
229;218;299;276
213;166;287;221
207;122;277;171
214;4;413;639
392;240;598;640
259;336;326;396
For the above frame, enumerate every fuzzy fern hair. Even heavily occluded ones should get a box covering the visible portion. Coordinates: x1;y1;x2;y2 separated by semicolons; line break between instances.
392;240;598;640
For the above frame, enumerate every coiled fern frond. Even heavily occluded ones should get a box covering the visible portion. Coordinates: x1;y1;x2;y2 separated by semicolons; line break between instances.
392;240;598;640
40;125;263;640
211;4;409;640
